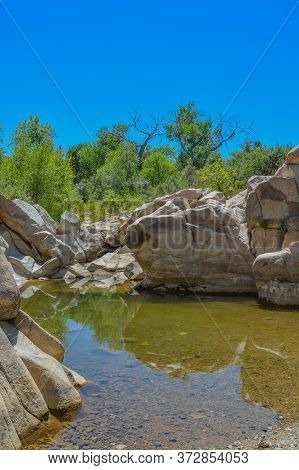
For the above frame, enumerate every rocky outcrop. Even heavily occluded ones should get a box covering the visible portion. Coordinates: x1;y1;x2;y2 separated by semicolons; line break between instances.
121;146;299;304
0;198;120;286
253;242;299;305
0;251;86;449
125;190;255;292
0;249;20;319
245;147;299;304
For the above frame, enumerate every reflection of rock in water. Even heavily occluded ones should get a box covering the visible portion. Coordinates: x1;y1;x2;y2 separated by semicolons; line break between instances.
124;296;299;420
21;282;142;351
240;340;299;422
21;285;299;423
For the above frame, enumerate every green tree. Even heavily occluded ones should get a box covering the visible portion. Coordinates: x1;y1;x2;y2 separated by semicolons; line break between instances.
229;141;291;191
98;113;162;169
67;143;105;183
141;147;179;187
0;126;4;160
180;160;198;187
165;102;240;169
93;143;140;199
197;156;235;196
0;116;74;219
11;115;55;149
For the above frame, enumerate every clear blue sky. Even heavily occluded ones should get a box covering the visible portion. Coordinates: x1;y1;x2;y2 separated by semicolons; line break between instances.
0;0;298;156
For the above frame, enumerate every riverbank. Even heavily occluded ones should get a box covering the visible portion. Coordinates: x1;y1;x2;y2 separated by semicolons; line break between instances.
236;424;299;450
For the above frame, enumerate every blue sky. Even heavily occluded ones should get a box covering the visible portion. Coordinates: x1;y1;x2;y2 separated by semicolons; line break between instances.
0;0;298;156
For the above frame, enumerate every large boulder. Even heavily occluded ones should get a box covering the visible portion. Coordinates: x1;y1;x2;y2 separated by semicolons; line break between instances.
0;325;49;422
125;193;255;292
0;216;87;448
10;310;64;361
286;145;299;164
0;197;76;268
246;165;299;257
0;315;86;448
253;242;299;305
245;151;299;304
0;197;56;239
1;322;83;416
57;211;81;238
0;250;20;320
56;212;107;263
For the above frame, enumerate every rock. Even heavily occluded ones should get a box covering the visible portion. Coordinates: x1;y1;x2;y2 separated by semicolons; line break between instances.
1;321;82;416
0;224;37;260
200;190;226;204
0;324;49;421
275;162;299;179
0;391;22;449
78;225;106;262
32;231;76;266
246;170;299;260
0;370;41;446
32;257;61;278
8;255;35;277
34;204;58;234
226;190;247;210
115;245;133;255
105;231;121;248
70;278;91;289
286;216;299;231
256;279;299;306
253;242;299;304
281;216;299;249
246;176;299;232
0;197;76;266
56;233;86;263
165;188;204;200
88;252;135;272
286;145;299;164
124;261;144;280
92;268;113;280
95;272;129;288
0;235;9;253
0;250;20;320
250;227;281;257
10;310;64;361
63;366;87;388
0;198;55;240
125;194;255;292
68;263;91;278
57;211;81;238
50;268;76;280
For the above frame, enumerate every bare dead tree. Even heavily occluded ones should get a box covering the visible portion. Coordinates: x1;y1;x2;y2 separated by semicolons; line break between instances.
102;111;163;168
210;117;243;151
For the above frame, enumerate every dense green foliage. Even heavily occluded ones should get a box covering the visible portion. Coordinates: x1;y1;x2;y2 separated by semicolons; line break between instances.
0;116;74;219
0;107;292;219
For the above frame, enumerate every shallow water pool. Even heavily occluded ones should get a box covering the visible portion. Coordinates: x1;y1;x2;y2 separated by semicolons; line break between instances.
21;281;299;449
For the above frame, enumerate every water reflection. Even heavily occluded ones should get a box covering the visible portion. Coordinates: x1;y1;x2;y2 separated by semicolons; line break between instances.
21;281;299;449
